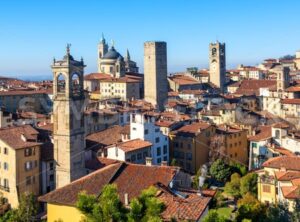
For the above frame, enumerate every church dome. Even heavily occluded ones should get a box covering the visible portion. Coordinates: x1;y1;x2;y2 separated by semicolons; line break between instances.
103;47;123;60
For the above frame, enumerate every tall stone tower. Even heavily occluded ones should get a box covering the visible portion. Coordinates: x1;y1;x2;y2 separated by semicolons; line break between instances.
97;34;108;72
277;66;290;92
209;42;226;92
52;45;86;188
144;41;168;111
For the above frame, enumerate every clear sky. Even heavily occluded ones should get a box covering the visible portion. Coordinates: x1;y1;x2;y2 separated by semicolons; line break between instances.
1;0;300;79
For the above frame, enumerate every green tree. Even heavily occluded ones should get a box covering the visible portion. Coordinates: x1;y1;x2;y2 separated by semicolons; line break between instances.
202;209;227;222
128;186;164;222
265;203;291;222
224;173;241;199
170;159;177;166
292;199;300;222
229;161;247;176
0;193;38;222
236;193;265;222
210;159;231;182
240;173;258;196
77;184;126;222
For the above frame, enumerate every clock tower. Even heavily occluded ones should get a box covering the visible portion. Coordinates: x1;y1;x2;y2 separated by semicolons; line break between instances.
209;42;226;92
52;45;86;188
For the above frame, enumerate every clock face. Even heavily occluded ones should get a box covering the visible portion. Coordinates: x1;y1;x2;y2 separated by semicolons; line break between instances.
212;48;217;56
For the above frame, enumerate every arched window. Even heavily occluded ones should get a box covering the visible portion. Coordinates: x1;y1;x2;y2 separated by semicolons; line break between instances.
72;74;81;96
57;74;66;93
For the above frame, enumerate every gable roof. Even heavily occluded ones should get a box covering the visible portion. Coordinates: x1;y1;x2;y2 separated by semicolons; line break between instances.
108;139;152;153
262;156;300;171
234;79;277;96
0;125;41;149
39;162;177;206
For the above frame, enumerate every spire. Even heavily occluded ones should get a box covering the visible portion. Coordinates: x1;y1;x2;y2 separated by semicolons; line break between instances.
101;33;106;43
126;49;131;60
66;43;71;55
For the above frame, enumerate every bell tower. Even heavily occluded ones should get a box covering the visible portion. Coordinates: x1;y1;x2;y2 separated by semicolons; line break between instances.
209;42;226;92
52;45;86;188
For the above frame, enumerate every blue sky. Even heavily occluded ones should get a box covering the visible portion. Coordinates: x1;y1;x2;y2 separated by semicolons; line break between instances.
1;0;300;79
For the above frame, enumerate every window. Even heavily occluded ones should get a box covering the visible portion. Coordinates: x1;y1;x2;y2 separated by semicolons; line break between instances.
131;154;136;162
143;151;148;158
163;145;168;154
175;142;179;148
155;137;160;143
49;162;54;171
186;153;192;160
157;158;161;164
4;148;8;155
155;128;160;133
157;147;161;156
252;143;257;148
163;156;167;161
263;185;271;193
187;144;192;150
137;153;142;160
275;130;280;139
25;161;34;171
26;176;31;186
144;129;149;135
3;179;9;189
49;174;54;182
25;148;32;157
132;127;137;131
3;162;8;170
186;162;191;171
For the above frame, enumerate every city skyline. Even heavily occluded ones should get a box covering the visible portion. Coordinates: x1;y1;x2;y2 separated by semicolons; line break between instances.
1;0;300;79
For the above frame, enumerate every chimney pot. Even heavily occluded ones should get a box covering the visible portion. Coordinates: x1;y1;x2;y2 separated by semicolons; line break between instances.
146;157;152;166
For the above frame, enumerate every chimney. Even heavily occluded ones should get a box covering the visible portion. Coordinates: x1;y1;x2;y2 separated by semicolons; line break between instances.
21;134;27;142
145;157;152;166
124;193;129;206
161;161;168;166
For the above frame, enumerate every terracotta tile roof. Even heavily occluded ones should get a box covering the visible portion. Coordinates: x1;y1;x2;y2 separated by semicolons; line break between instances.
168;75;199;85
84;73;111;80
262;156;300;171
161;112;191;121
168;91;179;97
281;98;300;105
37;123;53;132
86;125;129;147
272;122;290;129
179;89;205;95
248;125;272;141
39;162;177;206
275;171;300;181
175;122;210;135
285;85;300;92
0;125;41;149
281;186;300;199
101;76;142;83
85;157;120;171
155;120;176;128
0;90;49;96
234;79;277;96
109;139;152;153
158;186;211;221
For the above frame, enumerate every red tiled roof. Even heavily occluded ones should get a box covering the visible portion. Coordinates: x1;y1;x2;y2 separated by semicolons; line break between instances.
248;125;272;142
86;125;129;147
0;125;41;149
84;73;111;80
281;186;300;199
281;98;300;105
275;171;300;181
262;156;300;171
169;75;199;85
234;79;277;96
159;187;211;221
176;122;210;135
39;162;177;206
109;139;152;153
155;120;176;128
